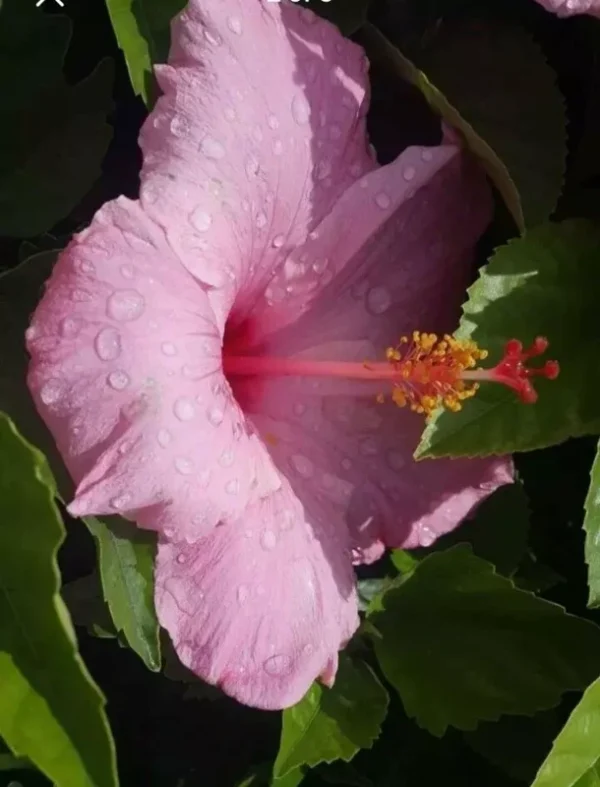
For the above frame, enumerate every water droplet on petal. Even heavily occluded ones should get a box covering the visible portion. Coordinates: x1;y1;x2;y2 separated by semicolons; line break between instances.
421;149;433;162
261;530;277;551
273;139;283;155
175;457;193;475
174;397;195;421
157;429;172;448
120;264;135;280
227;15;242;34
190;208;212;232
281;510;295;531
267;114;279;130
70;288;92;303
272;234;285;249
375;192;391;209
245;155;260;179
236;584;249;604
107;370;130;390
291;94;310;125
219;449;234;467
94;327;122;361
106;289;145;322
176;552;187;564
420;525;437;547
201;136;226;160
341;458;352;471
170;116;190;137
256;211;267;229
204;29;222;46
207;406;224;426
403;166;416;182
78;260;95;275
224;106;236;121
315;160;332;181
329;124;342;140
161;342;177;357
264;654;292;676
59;317;84;338
291;454;314;478
360;436;379;456
366;286;392;315
293;402;306;417
40;379;64;405
225;478;240;495
110;493;132;510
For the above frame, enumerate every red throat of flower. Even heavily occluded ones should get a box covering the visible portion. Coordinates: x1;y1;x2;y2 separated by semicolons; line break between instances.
223;332;559;420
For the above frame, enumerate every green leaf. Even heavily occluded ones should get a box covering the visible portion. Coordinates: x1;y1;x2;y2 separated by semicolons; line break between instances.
273;656;389;779
0;0;114;236
584;440;600;608
0;414;117;787
370;545;600;736
363;21;566;231
105;0;186;105
309;0;370;35
416;221;600;459
428;483;530;576
62;573;117;639
532;676;600;787
84;516;160;671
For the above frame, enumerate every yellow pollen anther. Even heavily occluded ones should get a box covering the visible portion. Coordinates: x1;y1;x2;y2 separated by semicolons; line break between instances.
383;331;485;419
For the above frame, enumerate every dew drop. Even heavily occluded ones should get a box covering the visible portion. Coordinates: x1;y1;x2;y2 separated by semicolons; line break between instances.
272;234;285;249
190;208;213;232
245;155;260;179
267;114;279;130
70;288;92;303
280;510;295;531
420;525;437;547
227;15;242;34
341;458;352;471
40;379;64;406
219;449;234;467
204;29;222;46
366;286;392;315
264;654;292;676
201;136;226;160
157;429;172;448
78;260;95;275
207;406;224;426
175;457;193;475
329;124;342;140
261;529;277;551
107;370;130;391
174;397;195;421
224;106;236;121
161;342;177;357
225;478;240;495
176;553;187;564
120;264;135;280
106;289;145;322
237;585;249;605
255;211;268;229
375;192;391;209
291;454;314;479
291;94;310;125
360;436;379;456
403;166;416;182
387;450;405;471
421;149;434;162
293;402;306;417
170;116;190;137
110;493;132;510
59;317;84;338
273;139;283;156
94;327;122;361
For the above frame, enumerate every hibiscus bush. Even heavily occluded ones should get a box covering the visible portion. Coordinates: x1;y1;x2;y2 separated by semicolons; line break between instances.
2;0;600;784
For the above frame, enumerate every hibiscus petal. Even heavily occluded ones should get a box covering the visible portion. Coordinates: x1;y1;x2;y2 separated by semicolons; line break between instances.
233;145;513;555
534;0;600;17
27;197;280;539
155;481;358;709
138;0;375;327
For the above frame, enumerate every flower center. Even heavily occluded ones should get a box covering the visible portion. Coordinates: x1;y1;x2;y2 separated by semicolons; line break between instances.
223;332;559;419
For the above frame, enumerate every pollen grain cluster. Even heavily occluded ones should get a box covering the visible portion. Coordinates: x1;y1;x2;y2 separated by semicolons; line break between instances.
383;331;487;419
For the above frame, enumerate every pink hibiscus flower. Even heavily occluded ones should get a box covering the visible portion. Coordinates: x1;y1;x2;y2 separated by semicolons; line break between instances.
533;0;600;16
26;0;546;710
